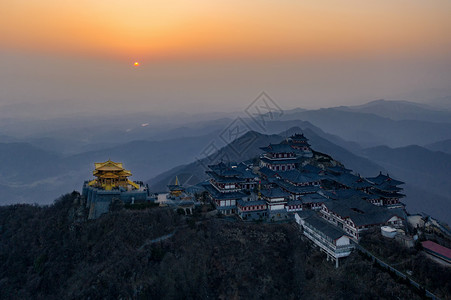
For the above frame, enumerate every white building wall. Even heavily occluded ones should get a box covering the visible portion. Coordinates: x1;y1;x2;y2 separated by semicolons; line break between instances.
270;197;284;202
335;236;350;247
269;204;285;211
387;215;403;226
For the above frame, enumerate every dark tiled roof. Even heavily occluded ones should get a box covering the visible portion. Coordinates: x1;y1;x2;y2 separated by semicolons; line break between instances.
374;182;402;192
260;157;299;165
286;200;303;206
296;210;315;219
327;173;373;189
324;189;379;201
280;169;322;183
323;197;405;227
276;180;320;194
301;164;323;174
366;173;404;186
303;214;348;241
260;187;290;198
241;160;255;167
206;171;245;183
326;165;352;174
260;143;296;153
320;190;339;199
235;163;258;179
205;184;246;200
290;133;308;141
208;162;242;177
259;167;277;178
301;193;330;204
369;189;405;199
185;184;207;194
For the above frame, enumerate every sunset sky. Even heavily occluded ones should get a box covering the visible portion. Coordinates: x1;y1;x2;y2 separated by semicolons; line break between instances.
1;0;450;115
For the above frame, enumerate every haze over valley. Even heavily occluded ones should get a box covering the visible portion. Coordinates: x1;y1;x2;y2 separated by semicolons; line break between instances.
0;99;450;224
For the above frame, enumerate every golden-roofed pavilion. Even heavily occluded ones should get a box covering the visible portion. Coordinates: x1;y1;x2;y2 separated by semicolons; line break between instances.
88;159;139;190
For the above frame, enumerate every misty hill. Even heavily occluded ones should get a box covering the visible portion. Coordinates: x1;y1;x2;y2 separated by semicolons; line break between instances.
426;96;451;111
61;132;222;180
2;120;352;204
147;131;285;191
0;133;222;205
0;143;62;183
281;108;451;148
147;127;383;192
361;145;451;224
0;107;236;148
0;193;435;299
425;139;451;155
0;134;19;143
263;120;363;153
335;99;451;123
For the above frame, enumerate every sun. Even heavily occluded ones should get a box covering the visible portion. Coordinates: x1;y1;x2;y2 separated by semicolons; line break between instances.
133;61;140;67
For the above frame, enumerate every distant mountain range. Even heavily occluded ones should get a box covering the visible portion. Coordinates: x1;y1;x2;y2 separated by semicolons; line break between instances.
1;99;450;223
146;126;384;191
424;139;451;155
0;133;222;205
146;131;285;192
148;127;451;225
335;99;451;123
279;107;451;148
360;145;451;224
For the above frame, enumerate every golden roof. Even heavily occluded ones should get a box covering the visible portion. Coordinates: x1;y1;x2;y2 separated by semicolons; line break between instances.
94;160;124;171
93;160;132;177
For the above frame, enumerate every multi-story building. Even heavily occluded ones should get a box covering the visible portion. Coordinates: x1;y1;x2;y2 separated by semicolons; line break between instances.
320;196;405;241
259;133;313;171
288;133;313;157
205;162;247;215
366;172;405;208
259;143;299;171
296;212;354;268
235;162;260;190
237;199;267;220
260;187;289;212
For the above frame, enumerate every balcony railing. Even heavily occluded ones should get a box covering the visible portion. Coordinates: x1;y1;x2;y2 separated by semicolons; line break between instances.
303;229;354;258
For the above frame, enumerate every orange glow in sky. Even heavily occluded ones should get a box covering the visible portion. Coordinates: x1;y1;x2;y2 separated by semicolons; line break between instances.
1;0;450;62
134;62;140;67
